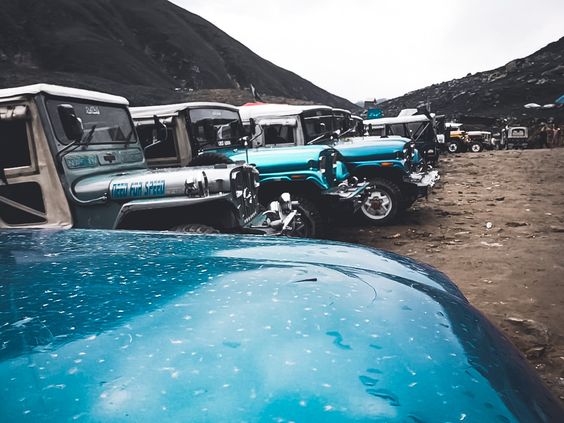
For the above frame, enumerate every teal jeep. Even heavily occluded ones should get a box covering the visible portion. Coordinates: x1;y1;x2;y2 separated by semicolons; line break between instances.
130;103;367;237
238;104;439;225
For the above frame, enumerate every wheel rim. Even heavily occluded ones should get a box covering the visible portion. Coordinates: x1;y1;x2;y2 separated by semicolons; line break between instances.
448;143;458;153
361;190;393;220
471;144;481;152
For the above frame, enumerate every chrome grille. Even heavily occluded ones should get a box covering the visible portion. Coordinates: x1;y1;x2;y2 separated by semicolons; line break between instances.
230;166;260;224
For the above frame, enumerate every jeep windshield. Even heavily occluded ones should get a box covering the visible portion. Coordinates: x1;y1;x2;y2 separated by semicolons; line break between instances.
46;99;136;145
188;108;244;150
302;110;335;143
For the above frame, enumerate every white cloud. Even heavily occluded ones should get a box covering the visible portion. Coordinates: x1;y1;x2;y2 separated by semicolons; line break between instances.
171;0;564;102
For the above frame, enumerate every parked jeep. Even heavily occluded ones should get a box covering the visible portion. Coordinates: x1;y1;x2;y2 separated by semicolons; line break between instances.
364;111;441;166
238;104;439;225
0;85;295;235
442;122;467;153
130;102;368;237
503;126;529;149
466;131;493;152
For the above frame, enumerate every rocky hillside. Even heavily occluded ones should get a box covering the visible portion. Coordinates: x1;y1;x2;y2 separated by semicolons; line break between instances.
0;0;356;109
378;37;564;119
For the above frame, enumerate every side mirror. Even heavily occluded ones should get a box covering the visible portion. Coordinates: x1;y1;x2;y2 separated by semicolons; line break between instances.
58;104;84;142
153;115;167;143
249;118;257;136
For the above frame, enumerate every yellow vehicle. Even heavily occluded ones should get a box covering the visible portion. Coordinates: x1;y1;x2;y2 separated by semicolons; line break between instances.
445;123;467;153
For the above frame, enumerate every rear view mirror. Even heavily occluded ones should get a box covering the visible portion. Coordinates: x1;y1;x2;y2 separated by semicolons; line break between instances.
58;104;84;142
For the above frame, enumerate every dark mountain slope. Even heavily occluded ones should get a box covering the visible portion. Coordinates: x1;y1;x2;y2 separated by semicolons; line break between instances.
0;0;356;109
378;37;564;118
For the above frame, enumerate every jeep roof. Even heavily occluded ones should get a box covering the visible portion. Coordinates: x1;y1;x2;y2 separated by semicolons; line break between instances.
364;114;434;126
0;83;128;105
238;103;333;121
130;102;239;119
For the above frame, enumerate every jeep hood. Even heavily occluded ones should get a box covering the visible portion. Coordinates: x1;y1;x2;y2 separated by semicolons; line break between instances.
333;138;407;162
228;145;332;174
0;230;560;422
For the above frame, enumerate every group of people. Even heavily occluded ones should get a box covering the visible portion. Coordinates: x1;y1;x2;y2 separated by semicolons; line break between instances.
536;124;562;148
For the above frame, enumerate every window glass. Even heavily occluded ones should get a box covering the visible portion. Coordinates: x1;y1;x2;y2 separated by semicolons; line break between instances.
264;125;295;145
303;111;334;141
0;182;46;224
46;99;136;145
0;120;31;168
137;124;177;160
387;123;409;137
188;108;243;150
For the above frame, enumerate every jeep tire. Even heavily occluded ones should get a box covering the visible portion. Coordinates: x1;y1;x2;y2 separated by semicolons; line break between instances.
290;196;323;238
358;178;401;225
447;141;460;153
470;142;483;153
189;152;233;166
171;223;220;234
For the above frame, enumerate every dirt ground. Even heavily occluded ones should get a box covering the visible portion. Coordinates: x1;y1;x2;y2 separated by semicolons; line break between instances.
328;148;564;401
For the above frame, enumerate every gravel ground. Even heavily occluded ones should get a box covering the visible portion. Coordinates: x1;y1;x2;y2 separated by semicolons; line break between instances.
328;148;564;401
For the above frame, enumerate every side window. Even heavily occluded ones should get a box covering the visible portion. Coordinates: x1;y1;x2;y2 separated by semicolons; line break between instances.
136;124;178;160
0;120;32;168
0;109;47;225
387;124;408;137
0;182;46;224
264;125;294;145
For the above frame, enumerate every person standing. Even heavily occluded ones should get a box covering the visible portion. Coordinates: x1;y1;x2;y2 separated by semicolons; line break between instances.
538;126;549;148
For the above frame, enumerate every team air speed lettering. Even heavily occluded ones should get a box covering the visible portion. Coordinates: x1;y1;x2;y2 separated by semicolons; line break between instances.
111;180;166;199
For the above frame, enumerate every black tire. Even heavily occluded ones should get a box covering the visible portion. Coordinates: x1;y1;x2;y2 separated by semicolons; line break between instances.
171;223;220;234
470;142;483;153
357;178;401;225
289;196;324;238
447;141;460;153
189;152;233;166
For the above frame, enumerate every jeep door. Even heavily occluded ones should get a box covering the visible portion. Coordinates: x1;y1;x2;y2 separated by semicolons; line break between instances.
0;100;72;228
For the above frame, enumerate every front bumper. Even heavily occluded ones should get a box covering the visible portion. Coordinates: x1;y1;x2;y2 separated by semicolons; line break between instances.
404;169;440;197
244;194;301;236
322;179;371;212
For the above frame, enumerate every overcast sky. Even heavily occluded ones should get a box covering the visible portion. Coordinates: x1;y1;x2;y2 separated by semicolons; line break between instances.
171;0;563;102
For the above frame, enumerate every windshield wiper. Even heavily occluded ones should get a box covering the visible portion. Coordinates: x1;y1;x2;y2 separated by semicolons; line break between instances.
307;130;337;145
82;125;97;149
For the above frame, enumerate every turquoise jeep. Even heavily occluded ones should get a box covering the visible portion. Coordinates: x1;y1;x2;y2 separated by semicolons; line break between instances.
130;103;367;237
238;104;439;225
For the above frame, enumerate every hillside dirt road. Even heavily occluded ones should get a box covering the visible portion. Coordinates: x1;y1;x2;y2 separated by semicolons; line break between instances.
328;148;564;401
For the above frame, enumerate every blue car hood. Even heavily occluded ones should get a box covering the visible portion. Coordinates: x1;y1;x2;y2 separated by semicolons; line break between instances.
331;138;406;162
0;230;561;422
